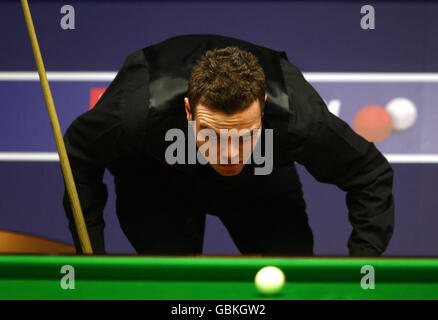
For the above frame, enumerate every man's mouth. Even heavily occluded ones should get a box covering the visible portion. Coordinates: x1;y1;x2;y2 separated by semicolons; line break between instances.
218;163;242;169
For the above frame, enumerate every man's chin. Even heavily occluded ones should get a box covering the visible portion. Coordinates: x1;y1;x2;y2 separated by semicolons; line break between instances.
211;163;245;176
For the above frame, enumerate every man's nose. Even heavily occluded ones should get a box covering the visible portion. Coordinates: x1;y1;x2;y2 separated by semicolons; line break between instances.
220;139;239;164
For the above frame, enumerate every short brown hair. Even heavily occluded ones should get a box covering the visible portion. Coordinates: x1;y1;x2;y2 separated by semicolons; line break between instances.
187;46;266;115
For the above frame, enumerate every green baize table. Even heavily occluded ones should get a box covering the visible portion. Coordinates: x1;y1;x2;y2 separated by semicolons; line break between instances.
0;255;437;299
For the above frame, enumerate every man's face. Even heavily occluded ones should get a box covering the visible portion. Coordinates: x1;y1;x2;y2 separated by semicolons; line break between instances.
184;96;266;176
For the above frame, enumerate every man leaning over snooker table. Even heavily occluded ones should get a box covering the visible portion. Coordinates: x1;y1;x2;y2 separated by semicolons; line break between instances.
62;34;394;256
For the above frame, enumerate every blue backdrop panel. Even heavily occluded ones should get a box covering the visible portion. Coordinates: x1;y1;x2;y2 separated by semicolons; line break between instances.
2;1;438;71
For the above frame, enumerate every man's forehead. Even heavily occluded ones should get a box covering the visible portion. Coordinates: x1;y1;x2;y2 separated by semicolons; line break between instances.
198;127;260;139
195;102;262;130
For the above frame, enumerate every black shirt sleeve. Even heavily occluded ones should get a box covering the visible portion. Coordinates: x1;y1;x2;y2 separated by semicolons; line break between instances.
62;50;150;253
62;103;117;254
280;58;395;256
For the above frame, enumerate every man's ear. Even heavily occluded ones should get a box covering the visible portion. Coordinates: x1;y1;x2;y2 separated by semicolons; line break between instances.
184;97;192;121
262;94;267;118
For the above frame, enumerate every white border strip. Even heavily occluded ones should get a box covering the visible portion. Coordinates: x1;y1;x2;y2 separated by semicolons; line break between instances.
1;152;438;164
1;72;438;82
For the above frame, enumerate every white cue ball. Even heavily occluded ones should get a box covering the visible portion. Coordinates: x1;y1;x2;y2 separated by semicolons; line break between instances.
254;266;285;296
386;97;417;131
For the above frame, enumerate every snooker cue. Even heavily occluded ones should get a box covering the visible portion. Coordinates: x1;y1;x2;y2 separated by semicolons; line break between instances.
20;0;93;254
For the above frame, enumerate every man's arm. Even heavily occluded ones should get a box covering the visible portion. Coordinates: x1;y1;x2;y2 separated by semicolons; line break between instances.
62;101;121;254
280;58;395;255
62;50;150;253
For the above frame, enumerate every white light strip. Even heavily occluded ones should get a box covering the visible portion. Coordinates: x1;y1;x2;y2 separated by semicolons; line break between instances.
384;154;438;164
0;72;117;81
1;152;438;164
1;72;438;82
304;73;438;82
0;152;59;162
